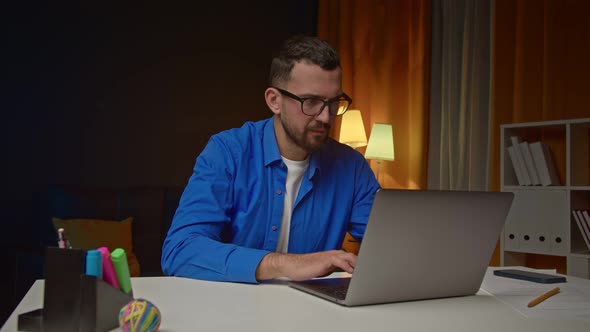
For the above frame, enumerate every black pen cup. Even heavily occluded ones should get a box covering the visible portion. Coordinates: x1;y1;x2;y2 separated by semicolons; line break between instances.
17;247;134;332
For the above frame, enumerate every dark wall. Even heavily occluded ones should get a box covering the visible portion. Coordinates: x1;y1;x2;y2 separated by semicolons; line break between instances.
4;0;317;225
8;2;311;189
1;0;317;325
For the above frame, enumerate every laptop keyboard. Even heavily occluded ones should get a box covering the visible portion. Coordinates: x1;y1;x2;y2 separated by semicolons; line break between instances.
316;286;348;300
290;277;352;301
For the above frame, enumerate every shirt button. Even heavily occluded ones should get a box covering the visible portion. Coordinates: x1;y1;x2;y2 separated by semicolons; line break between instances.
271;225;277;231
276;189;282;195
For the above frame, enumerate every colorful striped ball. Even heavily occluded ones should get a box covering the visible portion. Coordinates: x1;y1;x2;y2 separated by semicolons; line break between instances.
119;298;161;332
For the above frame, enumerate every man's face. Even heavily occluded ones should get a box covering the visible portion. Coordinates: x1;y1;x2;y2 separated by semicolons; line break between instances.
278;61;342;154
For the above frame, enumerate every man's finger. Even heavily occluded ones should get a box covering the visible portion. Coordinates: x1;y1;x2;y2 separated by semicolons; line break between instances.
331;254;355;273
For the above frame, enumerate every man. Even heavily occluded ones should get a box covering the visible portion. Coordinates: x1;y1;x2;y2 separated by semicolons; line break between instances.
162;35;380;283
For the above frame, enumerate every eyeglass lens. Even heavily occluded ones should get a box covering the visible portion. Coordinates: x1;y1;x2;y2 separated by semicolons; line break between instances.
302;99;349;116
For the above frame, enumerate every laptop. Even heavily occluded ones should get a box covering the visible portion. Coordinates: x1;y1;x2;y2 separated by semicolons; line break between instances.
288;189;514;306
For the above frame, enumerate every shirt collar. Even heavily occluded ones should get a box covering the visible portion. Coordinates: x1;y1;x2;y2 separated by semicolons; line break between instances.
263;117;323;179
307;146;321;180
263;118;282;167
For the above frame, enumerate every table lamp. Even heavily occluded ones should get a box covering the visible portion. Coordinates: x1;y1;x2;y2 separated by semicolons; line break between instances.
365;123;394;181
338;110;367;148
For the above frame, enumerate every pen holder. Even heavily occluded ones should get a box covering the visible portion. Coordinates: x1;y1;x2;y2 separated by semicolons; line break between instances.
17;247;134;332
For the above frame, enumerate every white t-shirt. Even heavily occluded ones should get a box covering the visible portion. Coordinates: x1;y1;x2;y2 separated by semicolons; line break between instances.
275;156;310;253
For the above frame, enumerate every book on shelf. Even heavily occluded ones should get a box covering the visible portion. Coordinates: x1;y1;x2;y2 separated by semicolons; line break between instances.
518;141;541;185
583;210;590;234
507;146;528;185
573;210;590;251
529;141;561;186
509;136;532;185
580;210;590;251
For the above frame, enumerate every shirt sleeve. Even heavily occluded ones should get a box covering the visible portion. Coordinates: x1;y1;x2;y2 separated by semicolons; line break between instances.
161;135;271;283
348;155;381;241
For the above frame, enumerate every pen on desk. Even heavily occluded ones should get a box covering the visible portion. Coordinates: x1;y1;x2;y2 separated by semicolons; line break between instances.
527;287;560;308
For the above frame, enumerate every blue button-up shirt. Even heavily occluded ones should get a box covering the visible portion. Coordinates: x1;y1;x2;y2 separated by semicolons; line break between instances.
162;117;380;283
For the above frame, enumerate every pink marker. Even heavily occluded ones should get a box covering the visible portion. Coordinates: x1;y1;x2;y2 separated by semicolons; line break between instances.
97;247;120;290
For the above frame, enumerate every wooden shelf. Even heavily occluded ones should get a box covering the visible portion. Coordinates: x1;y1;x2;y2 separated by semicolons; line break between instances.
502;185;566;191
570;251;590;259
500;118;590;279
571;186;590;191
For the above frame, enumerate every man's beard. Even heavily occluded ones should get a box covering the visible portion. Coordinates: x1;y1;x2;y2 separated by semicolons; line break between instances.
279;115;330;154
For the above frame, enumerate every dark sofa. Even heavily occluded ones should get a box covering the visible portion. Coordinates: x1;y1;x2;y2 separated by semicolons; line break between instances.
42;185;183;276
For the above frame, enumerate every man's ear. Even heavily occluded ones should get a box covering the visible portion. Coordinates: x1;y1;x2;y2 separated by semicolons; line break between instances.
265;88;281;115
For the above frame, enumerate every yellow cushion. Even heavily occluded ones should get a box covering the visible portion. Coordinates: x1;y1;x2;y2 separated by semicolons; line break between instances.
52;217;140;277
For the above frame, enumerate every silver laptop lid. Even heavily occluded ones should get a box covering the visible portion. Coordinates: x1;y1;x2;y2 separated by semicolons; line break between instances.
343;189;514;306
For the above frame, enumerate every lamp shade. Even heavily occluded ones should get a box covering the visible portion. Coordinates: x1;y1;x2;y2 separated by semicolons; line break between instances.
338;110;367;148
365;123;394;161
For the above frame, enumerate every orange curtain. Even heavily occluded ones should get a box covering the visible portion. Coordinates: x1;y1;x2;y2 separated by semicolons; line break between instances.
318;0;431;190
491;0;590;192
490;0;590;269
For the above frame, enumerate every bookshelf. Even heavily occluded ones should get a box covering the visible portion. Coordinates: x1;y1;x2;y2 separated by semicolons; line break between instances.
500;118;590;279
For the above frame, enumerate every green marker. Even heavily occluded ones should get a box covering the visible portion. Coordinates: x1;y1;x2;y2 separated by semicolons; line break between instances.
110;248;133;294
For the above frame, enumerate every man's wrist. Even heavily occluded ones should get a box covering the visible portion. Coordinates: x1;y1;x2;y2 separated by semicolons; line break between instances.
255;252;290;280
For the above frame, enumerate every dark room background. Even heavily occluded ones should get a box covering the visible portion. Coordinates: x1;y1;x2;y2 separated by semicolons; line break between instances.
2;0;318;324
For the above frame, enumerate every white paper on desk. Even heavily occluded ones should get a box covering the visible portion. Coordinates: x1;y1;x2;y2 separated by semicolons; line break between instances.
481;268;590;321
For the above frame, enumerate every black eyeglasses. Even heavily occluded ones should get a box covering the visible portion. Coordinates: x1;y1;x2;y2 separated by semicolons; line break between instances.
272;87;352;117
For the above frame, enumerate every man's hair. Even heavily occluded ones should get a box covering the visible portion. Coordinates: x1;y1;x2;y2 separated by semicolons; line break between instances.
268;35;341;87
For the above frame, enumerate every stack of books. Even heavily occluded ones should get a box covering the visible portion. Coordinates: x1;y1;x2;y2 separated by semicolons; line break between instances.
506;136;561;186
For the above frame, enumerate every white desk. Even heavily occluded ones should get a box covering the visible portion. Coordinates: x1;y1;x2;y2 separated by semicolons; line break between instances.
2;268;589;332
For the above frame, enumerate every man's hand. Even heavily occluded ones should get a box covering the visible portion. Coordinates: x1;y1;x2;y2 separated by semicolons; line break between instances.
255;250;357;281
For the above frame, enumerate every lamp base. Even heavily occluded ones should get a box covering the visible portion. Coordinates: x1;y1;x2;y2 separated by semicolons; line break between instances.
375;160;382;184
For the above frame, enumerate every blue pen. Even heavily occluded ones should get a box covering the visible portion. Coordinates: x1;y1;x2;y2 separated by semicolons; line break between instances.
85;249;103;280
